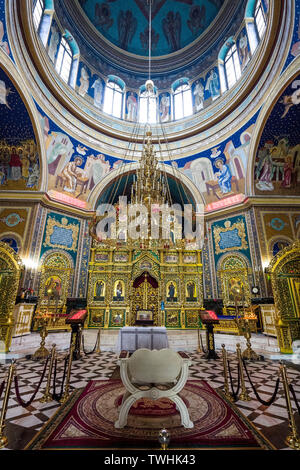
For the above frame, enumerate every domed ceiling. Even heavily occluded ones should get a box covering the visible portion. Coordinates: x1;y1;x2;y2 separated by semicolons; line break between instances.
78;0;226;57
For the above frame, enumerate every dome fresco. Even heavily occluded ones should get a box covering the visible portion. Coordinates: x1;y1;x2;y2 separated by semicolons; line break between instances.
78;0;226;57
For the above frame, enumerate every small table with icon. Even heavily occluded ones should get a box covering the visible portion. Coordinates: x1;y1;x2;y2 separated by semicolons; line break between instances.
199;310;220;360
65;309;88;360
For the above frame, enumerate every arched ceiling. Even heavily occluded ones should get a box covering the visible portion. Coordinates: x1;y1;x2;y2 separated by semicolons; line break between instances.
78;0;226;57
58;0;241;76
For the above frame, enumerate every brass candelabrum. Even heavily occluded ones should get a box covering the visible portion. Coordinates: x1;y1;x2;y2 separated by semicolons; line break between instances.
231;287;259;361
32;315;50;361
239;318;259;361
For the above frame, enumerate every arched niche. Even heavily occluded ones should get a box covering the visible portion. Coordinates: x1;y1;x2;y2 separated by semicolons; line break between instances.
35;250;74;329
88;162;205;210
267;240;300;353
0;58;47;192
0;241;24;352
217;253;251;307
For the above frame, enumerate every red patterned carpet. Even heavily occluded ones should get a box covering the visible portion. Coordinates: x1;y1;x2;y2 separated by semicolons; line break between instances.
25;380;274;450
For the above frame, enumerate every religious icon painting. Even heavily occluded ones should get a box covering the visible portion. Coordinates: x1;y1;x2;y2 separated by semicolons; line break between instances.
44;275;62;302
94;280;105;300
113;280;125;301
166;281;178;302
186;281;197;302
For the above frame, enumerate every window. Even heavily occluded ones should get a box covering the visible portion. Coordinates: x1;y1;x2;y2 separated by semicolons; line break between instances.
33;0;44;31
139;91;157;124
255;0;267;39
103;80;124;119
224;44;241;89
173;83;193;120
55;37;73;84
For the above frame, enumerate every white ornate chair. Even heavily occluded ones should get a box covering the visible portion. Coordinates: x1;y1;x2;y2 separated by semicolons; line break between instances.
115;348;193;429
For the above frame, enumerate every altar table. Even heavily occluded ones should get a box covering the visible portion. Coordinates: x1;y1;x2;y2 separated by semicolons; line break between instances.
117;327;169;353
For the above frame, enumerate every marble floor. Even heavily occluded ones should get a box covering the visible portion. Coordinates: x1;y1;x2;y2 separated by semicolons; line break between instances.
0;330;299;451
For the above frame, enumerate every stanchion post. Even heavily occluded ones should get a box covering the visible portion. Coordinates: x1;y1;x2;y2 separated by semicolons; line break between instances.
197;328;201;354
237;343;251;402
32;317;50;361
221;344;234;402
0;361;16;449
39;344;56;403
60;336;76;404
96;327;101;354
279;362;300;450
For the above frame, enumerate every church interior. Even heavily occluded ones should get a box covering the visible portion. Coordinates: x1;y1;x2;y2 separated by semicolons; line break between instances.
0;0;300;454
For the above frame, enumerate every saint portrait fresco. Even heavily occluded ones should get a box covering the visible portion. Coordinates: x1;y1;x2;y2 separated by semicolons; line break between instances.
254;76;300;196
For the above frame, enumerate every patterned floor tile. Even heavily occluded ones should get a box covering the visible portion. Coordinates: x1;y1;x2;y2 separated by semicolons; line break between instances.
0;348;299;451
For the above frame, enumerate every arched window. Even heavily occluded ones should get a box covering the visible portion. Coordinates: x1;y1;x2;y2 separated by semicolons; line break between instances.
33;0;44;30
254;0;267;39
55;37;73;84
33;0;54;46
173;81;193;120
103;78;124;119
224;43;241;89
245;0;267;54
139;89;157;124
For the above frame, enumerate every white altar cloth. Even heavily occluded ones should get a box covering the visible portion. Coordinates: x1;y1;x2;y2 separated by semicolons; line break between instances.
117;327;169;353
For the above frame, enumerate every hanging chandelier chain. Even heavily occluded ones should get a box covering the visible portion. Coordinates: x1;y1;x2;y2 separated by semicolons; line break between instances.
148;0;152;81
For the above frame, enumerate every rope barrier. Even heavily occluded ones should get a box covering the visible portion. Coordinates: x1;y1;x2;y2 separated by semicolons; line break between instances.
14;357;49;408
289;384;300;415
227;359;240;401
52;355;68;402
0;380;5;401
81;329;99;356
242;359;280;407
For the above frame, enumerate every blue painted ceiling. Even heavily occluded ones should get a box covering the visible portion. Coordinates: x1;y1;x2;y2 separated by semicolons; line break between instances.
0;67;36;145
78;0;225;56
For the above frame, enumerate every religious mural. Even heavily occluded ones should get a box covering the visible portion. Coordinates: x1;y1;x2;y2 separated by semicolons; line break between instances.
79;0;225;56
237;27;251;71
192;78;205;112
0;68;40;191
254;76;300;196
38;110;125;207
126;91;138;122
172;116;256;210
76;62;105;109
159;92;171;122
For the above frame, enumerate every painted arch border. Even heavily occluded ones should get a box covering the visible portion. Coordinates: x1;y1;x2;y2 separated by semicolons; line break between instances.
88;162;206;210
246;55;300;197
0;50;48;192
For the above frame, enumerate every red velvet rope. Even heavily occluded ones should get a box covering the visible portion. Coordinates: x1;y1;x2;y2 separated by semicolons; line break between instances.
243;359;280;407
0;380;6;400
14;357;49;408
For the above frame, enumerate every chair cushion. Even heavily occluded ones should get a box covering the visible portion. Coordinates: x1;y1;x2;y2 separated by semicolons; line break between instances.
128;348;182;384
